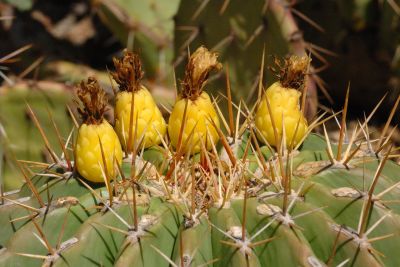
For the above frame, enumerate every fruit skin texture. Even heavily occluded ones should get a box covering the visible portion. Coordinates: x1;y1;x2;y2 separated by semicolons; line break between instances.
114;86;166;150
168;91;220;154
75;119;123;183
255;81;308;147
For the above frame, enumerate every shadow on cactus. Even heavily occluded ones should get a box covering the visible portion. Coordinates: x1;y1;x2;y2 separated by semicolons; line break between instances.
1;47;400;267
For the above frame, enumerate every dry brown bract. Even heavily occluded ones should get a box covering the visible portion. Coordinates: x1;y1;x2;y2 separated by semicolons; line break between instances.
270;55;310;90
112;49;144;93
76;77;107;125
181;46;222;101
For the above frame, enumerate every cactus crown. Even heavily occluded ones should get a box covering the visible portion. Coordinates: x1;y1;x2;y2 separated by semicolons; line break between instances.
76;77;108;125
112;50;144;93
271;55;310;90
181;46;222;101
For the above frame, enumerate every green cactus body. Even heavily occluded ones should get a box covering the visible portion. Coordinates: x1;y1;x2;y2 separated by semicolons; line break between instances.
1;131;400;267
97;0;180;81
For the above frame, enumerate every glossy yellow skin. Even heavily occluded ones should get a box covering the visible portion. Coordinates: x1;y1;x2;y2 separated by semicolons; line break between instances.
168;91;220;154
75;120;122;183
255;82;308;147
115;87;166;151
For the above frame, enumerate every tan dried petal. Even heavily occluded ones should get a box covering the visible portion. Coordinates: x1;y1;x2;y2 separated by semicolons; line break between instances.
181;46;222;100
76;76;108;125
271;55;311;90
112;49;144;93
191;46;222;83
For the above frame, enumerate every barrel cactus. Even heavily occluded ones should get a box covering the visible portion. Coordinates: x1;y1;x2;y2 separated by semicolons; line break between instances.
1;51;400;267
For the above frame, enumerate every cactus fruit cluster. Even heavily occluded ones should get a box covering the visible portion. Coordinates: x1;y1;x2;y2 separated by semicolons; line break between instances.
1;46;400;267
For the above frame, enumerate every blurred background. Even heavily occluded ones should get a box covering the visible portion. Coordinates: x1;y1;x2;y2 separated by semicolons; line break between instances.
0;0;399;190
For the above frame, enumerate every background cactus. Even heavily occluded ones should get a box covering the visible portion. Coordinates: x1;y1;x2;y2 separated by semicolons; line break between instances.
2;0;398;119
95;0;180;81
296;0;400;118
0;84;72;190
1;1;400;266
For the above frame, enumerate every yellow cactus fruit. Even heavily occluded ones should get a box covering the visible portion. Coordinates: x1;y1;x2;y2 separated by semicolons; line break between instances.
112;50;166;152
75;77;123;183
255;56;309;148
168;46;221;154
